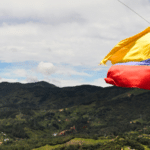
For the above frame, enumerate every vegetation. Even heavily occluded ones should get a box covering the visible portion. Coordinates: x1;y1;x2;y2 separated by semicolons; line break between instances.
0;81;149;149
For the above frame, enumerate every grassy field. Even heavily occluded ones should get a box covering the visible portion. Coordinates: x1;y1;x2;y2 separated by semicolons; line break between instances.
32;135;150;150
33;144;150;150
32;137;110;150
32;137;125;150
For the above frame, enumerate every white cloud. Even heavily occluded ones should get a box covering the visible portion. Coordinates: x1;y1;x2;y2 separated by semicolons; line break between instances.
1;23;38;36
89;78;113;88
0;0;149;88
0;77;18;83
25;76;39;83
53;78;85;88
12;69;27;77
34;61;56;76
54;64;92;77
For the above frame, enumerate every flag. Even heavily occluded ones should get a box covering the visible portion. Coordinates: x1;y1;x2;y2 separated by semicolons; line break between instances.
105;59;150;90
99;27;150;90
99;27;150;66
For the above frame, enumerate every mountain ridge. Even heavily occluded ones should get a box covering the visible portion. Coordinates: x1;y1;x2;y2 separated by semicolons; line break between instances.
0;81;149;149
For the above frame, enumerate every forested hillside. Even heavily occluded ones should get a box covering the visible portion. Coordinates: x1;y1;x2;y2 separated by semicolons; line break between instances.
0;81;149;149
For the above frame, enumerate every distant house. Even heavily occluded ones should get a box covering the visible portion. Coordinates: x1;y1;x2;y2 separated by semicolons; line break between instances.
70;125;75;130
58;125;77;136
52;133;57;136
127;93;134;98
4;138;9;142
58;130;67;136
127;93;131;97
59;109;63;112
65;118;69;122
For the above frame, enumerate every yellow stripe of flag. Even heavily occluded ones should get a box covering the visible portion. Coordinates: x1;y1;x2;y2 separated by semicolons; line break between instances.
99;27;150;66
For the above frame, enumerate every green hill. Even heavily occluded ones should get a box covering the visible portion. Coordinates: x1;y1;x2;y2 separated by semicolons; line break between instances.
0;81;149;149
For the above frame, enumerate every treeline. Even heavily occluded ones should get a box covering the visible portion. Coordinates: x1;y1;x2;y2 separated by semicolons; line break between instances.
0;124;29;139
0;134;147;150
0;107;149;141
0;125;150;150
0;135;75;150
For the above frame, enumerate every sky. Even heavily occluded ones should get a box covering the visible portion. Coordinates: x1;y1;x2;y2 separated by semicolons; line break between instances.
0;0;150;88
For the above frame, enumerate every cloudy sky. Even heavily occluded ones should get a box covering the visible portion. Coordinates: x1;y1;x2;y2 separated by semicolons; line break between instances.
0;0;150;88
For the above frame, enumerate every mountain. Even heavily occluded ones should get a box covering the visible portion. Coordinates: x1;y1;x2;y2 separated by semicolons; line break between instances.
0;81;57;89
0;81;150;149
0;81;135;110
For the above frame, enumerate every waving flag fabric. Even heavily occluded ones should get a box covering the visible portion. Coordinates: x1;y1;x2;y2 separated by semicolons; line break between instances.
99;27;150;66
105;59;150;90
99;27;150;90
